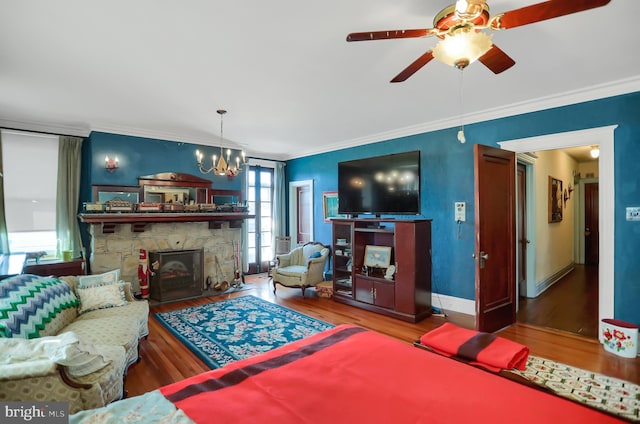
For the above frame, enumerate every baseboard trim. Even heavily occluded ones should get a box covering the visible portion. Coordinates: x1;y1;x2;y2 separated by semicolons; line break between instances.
536;263;576;296
431;293;475;316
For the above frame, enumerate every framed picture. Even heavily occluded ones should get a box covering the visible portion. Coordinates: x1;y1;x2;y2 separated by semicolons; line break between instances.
322;191;346;222
364;245;392;269
548;176;563;223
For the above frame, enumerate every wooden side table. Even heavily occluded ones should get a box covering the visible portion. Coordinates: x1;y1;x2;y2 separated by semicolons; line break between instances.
22;258;86;277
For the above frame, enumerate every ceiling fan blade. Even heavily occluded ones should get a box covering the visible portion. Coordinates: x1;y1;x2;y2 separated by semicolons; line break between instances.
347;28;436;42
478;44;516;74
390;51;434;83
492;0;611;30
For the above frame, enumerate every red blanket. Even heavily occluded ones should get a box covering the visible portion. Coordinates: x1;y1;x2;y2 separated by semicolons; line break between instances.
159;324;622;423
419;322;529;371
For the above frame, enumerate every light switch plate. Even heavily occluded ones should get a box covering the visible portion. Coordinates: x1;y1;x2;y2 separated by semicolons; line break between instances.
455;202;466;222
626;207;640;221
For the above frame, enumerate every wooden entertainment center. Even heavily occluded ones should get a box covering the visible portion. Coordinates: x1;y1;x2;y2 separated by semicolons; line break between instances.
331;218;432;322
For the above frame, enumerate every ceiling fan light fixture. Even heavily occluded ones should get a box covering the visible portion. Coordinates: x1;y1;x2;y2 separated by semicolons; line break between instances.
454;0;486;21
432;30;492;69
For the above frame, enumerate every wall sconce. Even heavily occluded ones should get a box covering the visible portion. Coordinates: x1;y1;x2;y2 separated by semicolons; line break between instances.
568;183;574;199
105;155;119;172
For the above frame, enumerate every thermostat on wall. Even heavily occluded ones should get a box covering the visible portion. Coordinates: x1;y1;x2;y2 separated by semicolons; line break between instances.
626;207;640;221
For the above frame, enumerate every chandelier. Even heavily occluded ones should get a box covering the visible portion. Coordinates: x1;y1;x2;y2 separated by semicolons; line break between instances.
195;109;246;178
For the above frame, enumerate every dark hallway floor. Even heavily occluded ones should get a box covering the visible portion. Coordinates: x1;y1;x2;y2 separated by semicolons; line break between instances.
517;264;599;339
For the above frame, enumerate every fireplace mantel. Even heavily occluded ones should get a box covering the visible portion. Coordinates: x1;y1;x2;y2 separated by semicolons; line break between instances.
79;212;254;234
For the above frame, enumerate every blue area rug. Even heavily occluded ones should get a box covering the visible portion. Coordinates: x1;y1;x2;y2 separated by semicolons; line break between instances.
154;295;334;369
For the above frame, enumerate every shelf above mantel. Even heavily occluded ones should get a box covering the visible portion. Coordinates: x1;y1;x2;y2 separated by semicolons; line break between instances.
78;212;254;233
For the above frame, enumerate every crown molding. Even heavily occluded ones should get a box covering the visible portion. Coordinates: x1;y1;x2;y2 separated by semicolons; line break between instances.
287;75;640;160
3;76;638;160
91;123;215;147
0;117;90;137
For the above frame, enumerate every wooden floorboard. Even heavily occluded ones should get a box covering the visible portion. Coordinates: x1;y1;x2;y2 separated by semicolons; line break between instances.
125;273;640;397
517;264;599;338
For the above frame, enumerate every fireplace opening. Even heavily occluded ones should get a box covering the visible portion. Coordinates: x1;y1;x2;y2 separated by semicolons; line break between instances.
149;248;203;302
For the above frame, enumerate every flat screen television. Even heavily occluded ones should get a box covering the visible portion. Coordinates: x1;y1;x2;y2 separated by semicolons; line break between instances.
338;151;420;216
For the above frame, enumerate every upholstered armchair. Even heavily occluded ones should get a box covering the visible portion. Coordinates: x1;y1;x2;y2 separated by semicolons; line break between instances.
272;242;330;297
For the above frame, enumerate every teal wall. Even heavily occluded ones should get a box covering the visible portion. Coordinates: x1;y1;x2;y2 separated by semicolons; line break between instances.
78;131;243;258
286;91;640;325
81;132;242;192
76;93;640;325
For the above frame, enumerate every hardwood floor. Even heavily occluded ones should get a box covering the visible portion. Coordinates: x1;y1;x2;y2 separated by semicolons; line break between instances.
126;273;640;397
517;264;598;338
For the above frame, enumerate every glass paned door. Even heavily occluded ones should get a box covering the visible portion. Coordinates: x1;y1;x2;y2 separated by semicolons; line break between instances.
246;166;274;273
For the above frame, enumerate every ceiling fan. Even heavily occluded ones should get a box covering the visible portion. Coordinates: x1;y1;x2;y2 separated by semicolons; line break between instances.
346;0;611;82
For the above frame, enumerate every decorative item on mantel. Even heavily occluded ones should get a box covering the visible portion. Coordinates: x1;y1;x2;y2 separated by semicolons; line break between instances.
195;109;247;179
80;173;254;234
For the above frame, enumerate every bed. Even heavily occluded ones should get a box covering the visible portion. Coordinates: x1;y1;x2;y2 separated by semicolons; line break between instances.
70;324;627;423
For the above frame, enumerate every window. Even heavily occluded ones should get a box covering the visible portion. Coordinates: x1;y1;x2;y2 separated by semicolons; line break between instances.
246;166;274;272
1;130;59;254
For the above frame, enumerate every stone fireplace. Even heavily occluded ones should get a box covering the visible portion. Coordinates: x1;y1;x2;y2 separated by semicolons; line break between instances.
85;220;242;294
82;173;250;295
149;248;203;302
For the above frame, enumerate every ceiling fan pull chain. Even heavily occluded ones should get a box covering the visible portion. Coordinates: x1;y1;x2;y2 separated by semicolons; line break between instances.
457;68;466;144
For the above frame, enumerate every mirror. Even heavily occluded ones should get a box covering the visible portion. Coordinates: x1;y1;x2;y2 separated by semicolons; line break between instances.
210;189;242;205
144;186;195;203
138;172;211;204
92;185;140;203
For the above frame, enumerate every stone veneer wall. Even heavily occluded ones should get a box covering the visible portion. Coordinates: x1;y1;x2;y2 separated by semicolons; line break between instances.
87;221;242;293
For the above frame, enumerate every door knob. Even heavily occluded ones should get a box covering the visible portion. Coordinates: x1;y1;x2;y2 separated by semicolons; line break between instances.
472;251;489;269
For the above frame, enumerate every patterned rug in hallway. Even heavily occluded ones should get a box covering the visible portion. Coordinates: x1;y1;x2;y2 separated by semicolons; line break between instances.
154;295;334;369
511;355;640;422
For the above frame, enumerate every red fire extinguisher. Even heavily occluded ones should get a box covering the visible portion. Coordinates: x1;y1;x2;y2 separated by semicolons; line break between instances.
138;249;151;299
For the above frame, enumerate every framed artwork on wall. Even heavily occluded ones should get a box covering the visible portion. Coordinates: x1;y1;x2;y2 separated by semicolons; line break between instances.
548;176;563;223
322;191;346;222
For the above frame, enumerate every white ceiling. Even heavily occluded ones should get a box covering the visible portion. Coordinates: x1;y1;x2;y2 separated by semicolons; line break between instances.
1;0;639;161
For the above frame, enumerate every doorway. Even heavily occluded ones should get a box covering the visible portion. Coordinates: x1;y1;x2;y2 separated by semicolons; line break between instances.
516;151;599;338
516;147;600;337
246;166;275;274
499;126;616;337
288;180;314;246
516;163;528;297
584;182;599;265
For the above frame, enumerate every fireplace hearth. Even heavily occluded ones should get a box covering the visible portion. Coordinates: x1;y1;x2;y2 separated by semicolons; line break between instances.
149;248;203;302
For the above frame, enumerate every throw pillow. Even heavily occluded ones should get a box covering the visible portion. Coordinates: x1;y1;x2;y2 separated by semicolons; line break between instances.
77;269;120;289
0;275;79;339
309;251;322;259
77;282;127;314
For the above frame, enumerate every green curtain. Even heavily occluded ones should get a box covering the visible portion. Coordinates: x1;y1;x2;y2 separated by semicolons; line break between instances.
56;136;84;259
0;131;10;254
273;161;286;240
241;164;250;273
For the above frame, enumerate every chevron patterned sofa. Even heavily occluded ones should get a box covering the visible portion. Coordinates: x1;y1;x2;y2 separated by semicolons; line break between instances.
0;272;149;413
